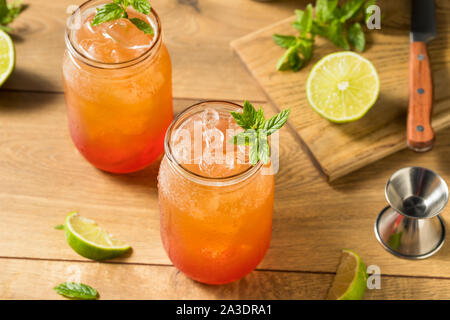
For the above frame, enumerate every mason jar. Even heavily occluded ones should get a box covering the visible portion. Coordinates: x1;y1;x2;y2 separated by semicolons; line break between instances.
158;101;275;284
63;0;173;173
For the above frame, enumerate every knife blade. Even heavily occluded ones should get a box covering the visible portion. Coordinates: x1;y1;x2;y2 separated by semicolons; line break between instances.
407;0;437;152
410;0;437;42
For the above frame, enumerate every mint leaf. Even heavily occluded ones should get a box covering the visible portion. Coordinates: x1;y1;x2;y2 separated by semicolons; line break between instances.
311;20;329;38
54;282;99;300
230;101;256;129
92;3;124;26
255;107;265;128
288;49;303;71
263;109;291;136
303;4;313;33
277;45;302;71
299;38;313;61
129;17;153;34
292;4;313;35
316;0;338;23
339;0;365;23
273;0;374;72
54;224;65;230
230;111;248;129
276;4;314;71
348;22;365;52
92;0;154;35
242;100;258;128
0;0;26;30
248;133;259;165
131;0;151;15
258;133;270;164
272;34;297;49
230;101;290;165
231;131;252;146
327;20;350;50
294;9;304;21
0;0;9;24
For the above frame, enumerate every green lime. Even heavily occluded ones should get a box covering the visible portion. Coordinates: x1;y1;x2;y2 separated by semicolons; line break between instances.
327;249;368;300
306;51;380;123
64;212;131;261
0;29;15;86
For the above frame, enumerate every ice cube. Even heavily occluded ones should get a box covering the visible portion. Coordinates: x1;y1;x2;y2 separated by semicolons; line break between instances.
202;108;219;130
198;128;224;175
103;18;152;51
203;128;224;149
171;128;192;164
236;144;249;164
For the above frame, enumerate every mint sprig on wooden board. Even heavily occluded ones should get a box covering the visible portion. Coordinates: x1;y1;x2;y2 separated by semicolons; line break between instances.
92;0;154;35
273;0;376;71
54;282;99;300
0;0;26;33
230;101;290;165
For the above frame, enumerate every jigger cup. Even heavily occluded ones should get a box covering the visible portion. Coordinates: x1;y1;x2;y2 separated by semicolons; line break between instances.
374;167;448;259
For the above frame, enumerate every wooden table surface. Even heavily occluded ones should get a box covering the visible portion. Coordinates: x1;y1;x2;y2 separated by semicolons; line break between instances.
1;0;450;300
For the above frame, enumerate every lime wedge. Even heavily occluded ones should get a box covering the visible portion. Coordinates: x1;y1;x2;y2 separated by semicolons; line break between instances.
327;249;368;300
0;29;15;86
306;51;380;123
65;212;131;261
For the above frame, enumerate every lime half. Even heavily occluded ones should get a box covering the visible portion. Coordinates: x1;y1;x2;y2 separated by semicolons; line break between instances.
0;29;14;86
65;212;131;261
327;249;368;300
306;51;379;123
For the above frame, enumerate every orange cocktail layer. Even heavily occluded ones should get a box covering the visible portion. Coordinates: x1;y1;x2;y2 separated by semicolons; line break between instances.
158;158;274;285
63;10;173;173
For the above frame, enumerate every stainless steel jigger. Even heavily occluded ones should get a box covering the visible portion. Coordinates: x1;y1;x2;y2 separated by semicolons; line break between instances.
374;167;448;259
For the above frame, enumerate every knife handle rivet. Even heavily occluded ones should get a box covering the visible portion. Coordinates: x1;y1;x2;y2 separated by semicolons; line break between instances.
417;88;425;94
416;125;424;132
418;54;425;61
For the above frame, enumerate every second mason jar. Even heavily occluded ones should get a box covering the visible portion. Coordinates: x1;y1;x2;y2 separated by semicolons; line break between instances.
158;101;275;285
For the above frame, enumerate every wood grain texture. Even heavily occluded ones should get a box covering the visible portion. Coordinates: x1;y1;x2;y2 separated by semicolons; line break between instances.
2;0;302;101
0;92;450;281
231;0;450;180
0;0;450;299
2;258;450;300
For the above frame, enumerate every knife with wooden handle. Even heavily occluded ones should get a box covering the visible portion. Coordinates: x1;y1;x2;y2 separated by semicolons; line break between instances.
407;0;437;152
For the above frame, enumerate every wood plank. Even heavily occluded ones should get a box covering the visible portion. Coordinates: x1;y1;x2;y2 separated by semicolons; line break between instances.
3;0;301;100
231;0;450;180
2;258;450;299
1;91;450;280
0;258;330;299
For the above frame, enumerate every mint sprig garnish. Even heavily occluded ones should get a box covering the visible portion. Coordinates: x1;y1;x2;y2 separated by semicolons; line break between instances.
92;0;154;35
0;0;26;33
273;0;375;71
230;101;290;165
54;282;99;300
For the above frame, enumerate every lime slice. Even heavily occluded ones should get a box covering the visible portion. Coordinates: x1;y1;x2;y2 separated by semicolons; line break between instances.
306;51;380;123
327;249;368;300
65;212;131;261
0;29;15;86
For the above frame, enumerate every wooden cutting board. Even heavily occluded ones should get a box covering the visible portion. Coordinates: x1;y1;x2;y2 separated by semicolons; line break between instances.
231;0;450;181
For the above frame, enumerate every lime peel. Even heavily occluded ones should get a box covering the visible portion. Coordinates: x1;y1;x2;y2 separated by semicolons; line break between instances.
0;29;15;87
327;249;368;300
65;212;131;261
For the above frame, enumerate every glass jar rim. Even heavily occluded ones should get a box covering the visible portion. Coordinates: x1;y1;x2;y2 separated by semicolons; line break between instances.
65;0;162;70
164;100;263;187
